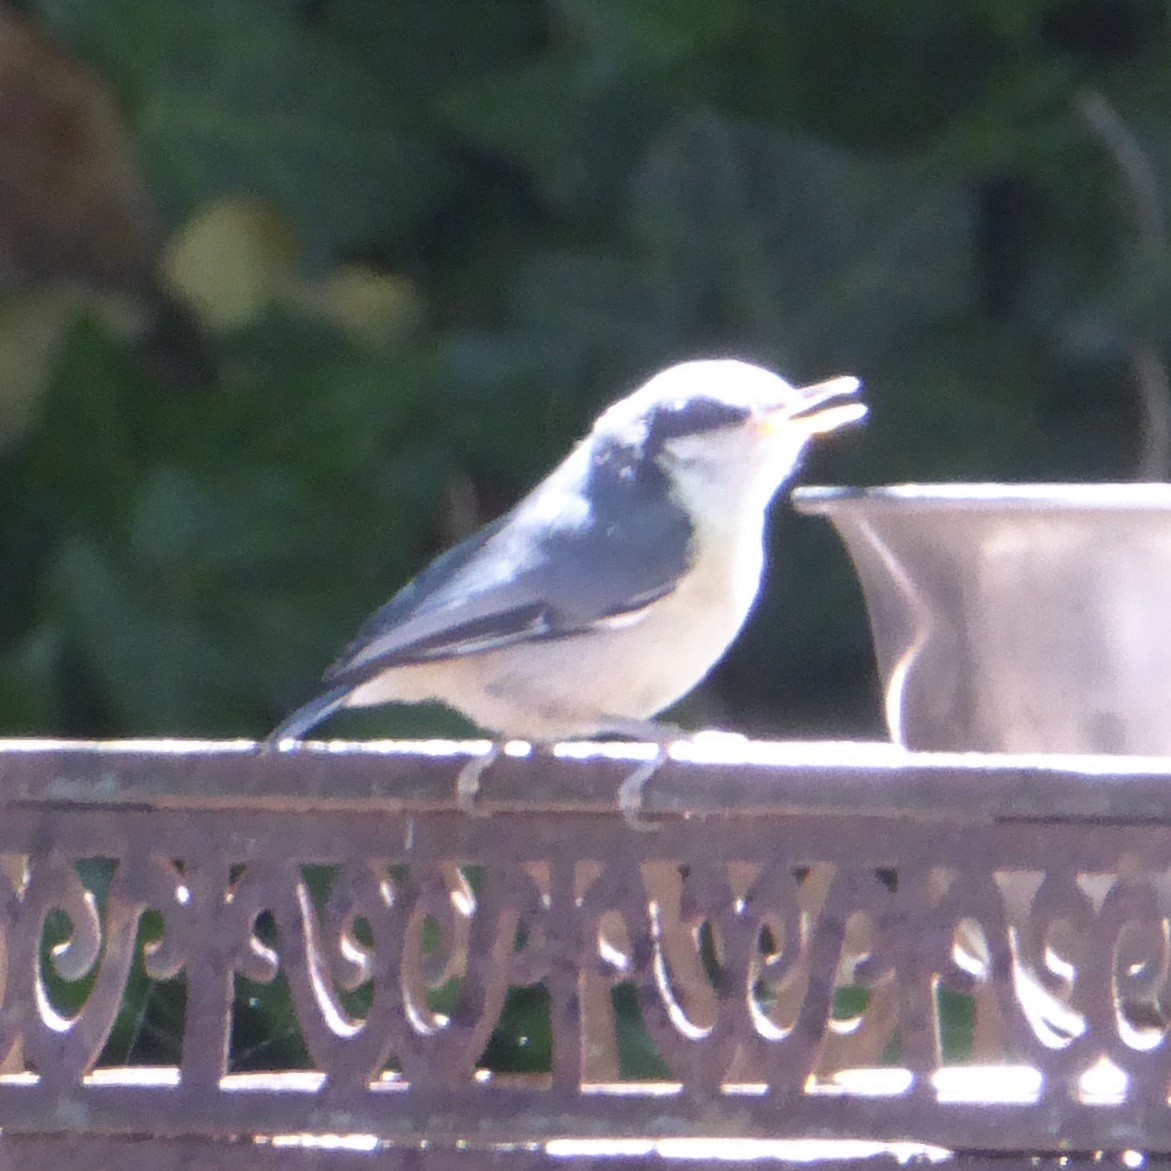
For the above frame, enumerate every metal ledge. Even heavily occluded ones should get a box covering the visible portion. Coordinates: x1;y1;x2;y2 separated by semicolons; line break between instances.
0;739;1168;1159
4;737;1171;820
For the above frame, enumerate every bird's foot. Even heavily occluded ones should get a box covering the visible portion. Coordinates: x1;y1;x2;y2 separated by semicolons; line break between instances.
617;744;670;831
455;742;501;816
597;719;682;832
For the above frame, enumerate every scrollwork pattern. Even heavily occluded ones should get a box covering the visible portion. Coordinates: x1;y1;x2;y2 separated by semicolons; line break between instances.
1;814;1171;1116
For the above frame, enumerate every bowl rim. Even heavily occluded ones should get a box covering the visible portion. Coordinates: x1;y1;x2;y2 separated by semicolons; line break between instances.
793;483;1171;513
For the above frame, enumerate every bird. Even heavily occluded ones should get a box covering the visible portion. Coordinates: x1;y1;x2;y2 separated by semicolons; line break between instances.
268;359;865;812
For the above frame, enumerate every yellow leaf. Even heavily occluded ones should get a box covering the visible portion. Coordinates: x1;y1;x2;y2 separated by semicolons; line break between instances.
293;265;422;346
0;289;83;449
162;198;299;331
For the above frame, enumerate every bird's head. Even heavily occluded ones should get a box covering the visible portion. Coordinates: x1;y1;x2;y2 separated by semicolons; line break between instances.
591;359;865;521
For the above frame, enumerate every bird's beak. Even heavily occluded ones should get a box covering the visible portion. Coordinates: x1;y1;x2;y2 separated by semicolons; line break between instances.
758;375;866;437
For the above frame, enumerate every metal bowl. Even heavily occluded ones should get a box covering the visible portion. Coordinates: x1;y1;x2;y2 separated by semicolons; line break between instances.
793;484;1171;755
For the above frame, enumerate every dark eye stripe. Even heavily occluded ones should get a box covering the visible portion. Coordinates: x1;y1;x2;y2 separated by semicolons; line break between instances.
646;397;751;445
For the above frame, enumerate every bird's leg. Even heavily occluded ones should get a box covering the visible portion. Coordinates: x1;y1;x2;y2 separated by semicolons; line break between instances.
455;742;501;815
599;718;683;831
618;751;668;830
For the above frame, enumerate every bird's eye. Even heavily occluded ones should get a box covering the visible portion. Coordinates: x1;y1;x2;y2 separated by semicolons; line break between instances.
647;397;751;444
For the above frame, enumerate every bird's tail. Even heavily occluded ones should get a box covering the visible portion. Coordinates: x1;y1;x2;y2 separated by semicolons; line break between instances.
265;684;351;748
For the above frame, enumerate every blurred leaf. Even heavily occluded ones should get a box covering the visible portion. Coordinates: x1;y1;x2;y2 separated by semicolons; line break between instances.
969;0;1050;45
631;112;977;372
129;465;226;571
293;265;424;347
0;290;81;449
855;326;1050;483
437;324;600;484
762;1;1005;146
49;537;234;733
0;625;61;732
163;198;299;331
320;0;549;106
560;0;745;65
1059;252;1171;354
20;316;149;538
439;52;669;214
32;0;451;256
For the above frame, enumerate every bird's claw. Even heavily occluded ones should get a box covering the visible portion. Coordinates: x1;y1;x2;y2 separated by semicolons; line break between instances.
617;745;669;832
456;743;500;816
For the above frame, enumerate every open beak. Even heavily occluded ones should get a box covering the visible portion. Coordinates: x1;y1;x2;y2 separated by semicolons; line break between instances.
758;375;866;437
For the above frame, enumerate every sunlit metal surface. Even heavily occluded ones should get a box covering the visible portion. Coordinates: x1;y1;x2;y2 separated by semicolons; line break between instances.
796;484;1171;754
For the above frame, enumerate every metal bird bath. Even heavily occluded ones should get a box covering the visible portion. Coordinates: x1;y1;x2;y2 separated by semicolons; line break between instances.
794;483;1171;755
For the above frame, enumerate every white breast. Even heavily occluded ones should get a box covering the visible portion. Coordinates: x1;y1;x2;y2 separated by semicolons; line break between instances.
618;505;765;709
344;516;765;742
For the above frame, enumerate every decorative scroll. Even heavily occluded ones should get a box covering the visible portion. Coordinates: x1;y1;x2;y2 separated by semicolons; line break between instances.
4;829;1171;1098
2;742;1171;1153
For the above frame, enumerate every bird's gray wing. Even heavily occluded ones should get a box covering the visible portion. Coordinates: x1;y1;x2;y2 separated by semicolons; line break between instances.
323;447;693;690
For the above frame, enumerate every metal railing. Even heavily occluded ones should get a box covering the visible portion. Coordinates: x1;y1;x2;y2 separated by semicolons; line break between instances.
0;737;1169;1167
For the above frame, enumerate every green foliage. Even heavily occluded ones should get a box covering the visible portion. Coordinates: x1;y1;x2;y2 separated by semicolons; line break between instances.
34;0;453;255
3;0;1169;745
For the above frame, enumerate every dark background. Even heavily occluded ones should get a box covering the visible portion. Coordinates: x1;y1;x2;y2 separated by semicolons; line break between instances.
0;0;1166;743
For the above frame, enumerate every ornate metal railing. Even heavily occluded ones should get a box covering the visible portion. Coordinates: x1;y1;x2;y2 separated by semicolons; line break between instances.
1;738;1170;1167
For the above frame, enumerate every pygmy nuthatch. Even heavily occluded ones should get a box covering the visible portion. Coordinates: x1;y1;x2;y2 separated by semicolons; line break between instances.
270;360;864;802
